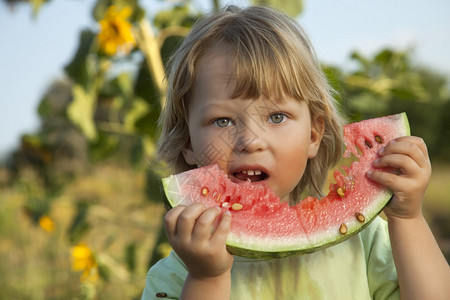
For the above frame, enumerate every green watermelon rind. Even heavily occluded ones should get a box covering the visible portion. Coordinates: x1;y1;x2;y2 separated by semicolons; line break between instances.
224;190;393;259
162;113;410;259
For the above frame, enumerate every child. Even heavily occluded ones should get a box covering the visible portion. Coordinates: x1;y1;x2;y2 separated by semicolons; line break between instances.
142;5;450;299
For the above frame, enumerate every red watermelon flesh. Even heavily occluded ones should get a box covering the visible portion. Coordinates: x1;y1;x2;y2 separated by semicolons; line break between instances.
162;113;410;258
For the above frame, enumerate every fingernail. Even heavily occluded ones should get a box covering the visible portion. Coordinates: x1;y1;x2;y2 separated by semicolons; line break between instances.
378;147;385;155
373;158;380;164
225;210;232;216
366;170;373;177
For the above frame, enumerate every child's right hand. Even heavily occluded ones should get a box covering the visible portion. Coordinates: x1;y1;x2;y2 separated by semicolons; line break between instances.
164;203;233;280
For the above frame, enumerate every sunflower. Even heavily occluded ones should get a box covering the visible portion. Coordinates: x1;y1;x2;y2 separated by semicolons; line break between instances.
98;6;136;56
71;243;99;283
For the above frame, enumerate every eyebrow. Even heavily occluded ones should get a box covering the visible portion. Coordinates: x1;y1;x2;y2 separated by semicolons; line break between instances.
197;101;239;114
197;97;294;116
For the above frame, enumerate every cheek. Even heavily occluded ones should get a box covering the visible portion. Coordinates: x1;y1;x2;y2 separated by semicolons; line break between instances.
191;133;231;167
278;140;310;180
281;136;310;161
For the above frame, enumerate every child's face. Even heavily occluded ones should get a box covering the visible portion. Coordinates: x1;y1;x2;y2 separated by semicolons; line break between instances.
182;45;323;202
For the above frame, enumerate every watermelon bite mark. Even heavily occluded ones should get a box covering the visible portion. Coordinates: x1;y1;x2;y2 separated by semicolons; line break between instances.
162;113;410;259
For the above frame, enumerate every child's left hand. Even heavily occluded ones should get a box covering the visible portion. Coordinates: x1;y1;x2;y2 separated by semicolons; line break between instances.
366;136;432;220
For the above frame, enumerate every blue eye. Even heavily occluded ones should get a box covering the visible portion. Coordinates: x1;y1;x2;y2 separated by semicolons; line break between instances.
214;118;232;127
269;113;286;124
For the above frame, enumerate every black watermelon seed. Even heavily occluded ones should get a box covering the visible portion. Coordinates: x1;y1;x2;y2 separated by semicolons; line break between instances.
375;135;383;144
156;292;168;298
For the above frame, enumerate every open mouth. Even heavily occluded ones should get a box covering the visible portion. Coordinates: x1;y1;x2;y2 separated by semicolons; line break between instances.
233;169;268;182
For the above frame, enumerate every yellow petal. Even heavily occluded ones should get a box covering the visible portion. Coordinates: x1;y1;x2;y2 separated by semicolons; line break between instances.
105;5;119;18
118;6;133;19
38;215;55;232
71;243;96;271
97;5;135;56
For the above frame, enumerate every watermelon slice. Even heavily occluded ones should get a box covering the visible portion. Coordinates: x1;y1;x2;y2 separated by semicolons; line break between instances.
162;113;410;259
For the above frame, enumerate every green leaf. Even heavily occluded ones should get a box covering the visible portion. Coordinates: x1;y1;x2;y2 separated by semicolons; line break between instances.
134;106;161;140
124;97;150;132
390;87;419;100
346;92;388;117
23;195;50;224
133;59;163;140
92;0;112;21
160;35;185;65
68;201;91;244
322;65;344;102
114;72;134;99
154;5;200;29
117;0;146;21
142;135;156;160
145;161;168;203
37;79;72;119
134;59;160;103
350;51;371;74
89;131;119;161
68;84;98;141
125;243;137;272
251;0;303;17
64;30;96;88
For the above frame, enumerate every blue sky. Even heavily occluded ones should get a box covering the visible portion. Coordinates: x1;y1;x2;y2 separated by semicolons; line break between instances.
1;0;449;158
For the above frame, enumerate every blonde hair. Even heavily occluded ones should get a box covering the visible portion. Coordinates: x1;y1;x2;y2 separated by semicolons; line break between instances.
157;5;345;202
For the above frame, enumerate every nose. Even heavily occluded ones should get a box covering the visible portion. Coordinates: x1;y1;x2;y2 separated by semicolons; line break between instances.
233;122;268;153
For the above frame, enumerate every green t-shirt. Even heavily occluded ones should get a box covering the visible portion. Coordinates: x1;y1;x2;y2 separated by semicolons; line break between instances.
142;217;399;299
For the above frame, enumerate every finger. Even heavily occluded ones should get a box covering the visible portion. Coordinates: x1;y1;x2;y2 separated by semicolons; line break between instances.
383;137;429;167
191;206;222;242
164;205;187;238
395;136;428;156
379;141;428;170
366;169;407;192
210;210;232;246
373;153;419;176
175;203;208;238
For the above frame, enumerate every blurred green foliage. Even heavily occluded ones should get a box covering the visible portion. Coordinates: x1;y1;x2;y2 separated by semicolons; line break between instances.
1;0;449;298
328;48;450;160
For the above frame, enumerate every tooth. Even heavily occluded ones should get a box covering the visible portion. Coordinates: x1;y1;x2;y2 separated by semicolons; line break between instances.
255;170;262;175
242;170;247;175
247;170;255;176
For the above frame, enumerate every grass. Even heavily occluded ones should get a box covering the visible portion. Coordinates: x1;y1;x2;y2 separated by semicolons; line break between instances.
0;164;164;300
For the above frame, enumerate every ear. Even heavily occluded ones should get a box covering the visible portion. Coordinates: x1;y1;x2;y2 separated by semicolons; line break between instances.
182;138;197;165
308;117;324;159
